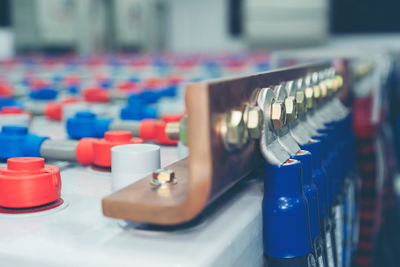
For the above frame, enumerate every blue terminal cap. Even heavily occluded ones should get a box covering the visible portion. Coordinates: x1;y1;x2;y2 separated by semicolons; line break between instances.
0;98;20;110
66;111;111;139
99;79;112;89
293;150;320;239
0;126;48;159
160;86;177;98
263;159;312;258
301;140;329;219
319;124;343;197
67;85;80;95
29;89;58;100
120;106;157;121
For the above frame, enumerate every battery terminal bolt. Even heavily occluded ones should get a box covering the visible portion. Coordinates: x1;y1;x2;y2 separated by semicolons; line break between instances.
271;101;286;130
284;96;297;123
243;105;264;139
221;109;249;150
151;168;177;186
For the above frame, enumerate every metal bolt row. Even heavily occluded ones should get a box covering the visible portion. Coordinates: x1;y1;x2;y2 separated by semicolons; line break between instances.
221;69;343;151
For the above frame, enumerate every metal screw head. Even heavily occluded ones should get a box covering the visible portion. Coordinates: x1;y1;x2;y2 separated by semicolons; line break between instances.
305;86;314;110
152;168;176;184
165;122;180;140
221;109;249;150
284;96;297;123
319;81;328;99
295;90;306;114
243;105;264;139
336;75;343;89
270;101;286;130
313;85;321;104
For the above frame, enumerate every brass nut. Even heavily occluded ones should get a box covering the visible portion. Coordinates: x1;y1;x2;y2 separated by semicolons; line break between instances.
284;96;297;123
222;109;249;150
305;87;314;110
151;168;176;184
313;85;321;104
243;105;264;139
165;122;180;140
271;101;286;130
319;81;328;98
336;75;343;89
295;91;306;114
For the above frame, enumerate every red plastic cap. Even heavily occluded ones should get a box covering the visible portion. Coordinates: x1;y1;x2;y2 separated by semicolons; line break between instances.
162;114;182;123
0;83;13;97
44;102;62;121
8;157;45;171
155;121;178;146
83;88;110;103
0;157;61;208
105;131;132;142
139;119;161;140
1;106;23;114
44;98;79;121
138;119;178;145
92;131;143;167
76;138;96;165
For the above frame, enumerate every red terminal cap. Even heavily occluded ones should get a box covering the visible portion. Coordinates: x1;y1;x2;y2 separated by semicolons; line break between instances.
44;98;79;121
0;157;61;208
162;114;182;123
1;106;23;114
155;121;178;145
83;88;110;103
0;83;13;97
92;131;143;167
138;119;160;140
116;81;141;92
76;138;96;165
138;119;178;145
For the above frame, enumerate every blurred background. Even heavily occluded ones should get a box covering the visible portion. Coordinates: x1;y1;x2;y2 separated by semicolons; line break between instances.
1;0;400;57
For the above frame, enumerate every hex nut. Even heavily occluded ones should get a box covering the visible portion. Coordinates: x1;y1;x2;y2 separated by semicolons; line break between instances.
284;96;297;123
152;168;175;183
222;109;248;150
270;101;286;130
319;81;328;98
296;91;306;114
165;122;180;140
313;85;321;105
305;87;314;110
243;105;264;139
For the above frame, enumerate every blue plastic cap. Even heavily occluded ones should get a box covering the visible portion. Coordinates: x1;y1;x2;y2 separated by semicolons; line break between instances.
76;111;96;119
23;134;49;157
300;140;328;219
120;105;158;121
301;140;322;170
160;86;177;98
137;91;161;104
99;79;112;88
66;111;111;139
263;160;312;258
67;85;79;94
0;98;20;110
2;125;28;136
94;118;113;137
29;89;58;100
0;126;47;159
293;150;320;239
312;134;328;160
